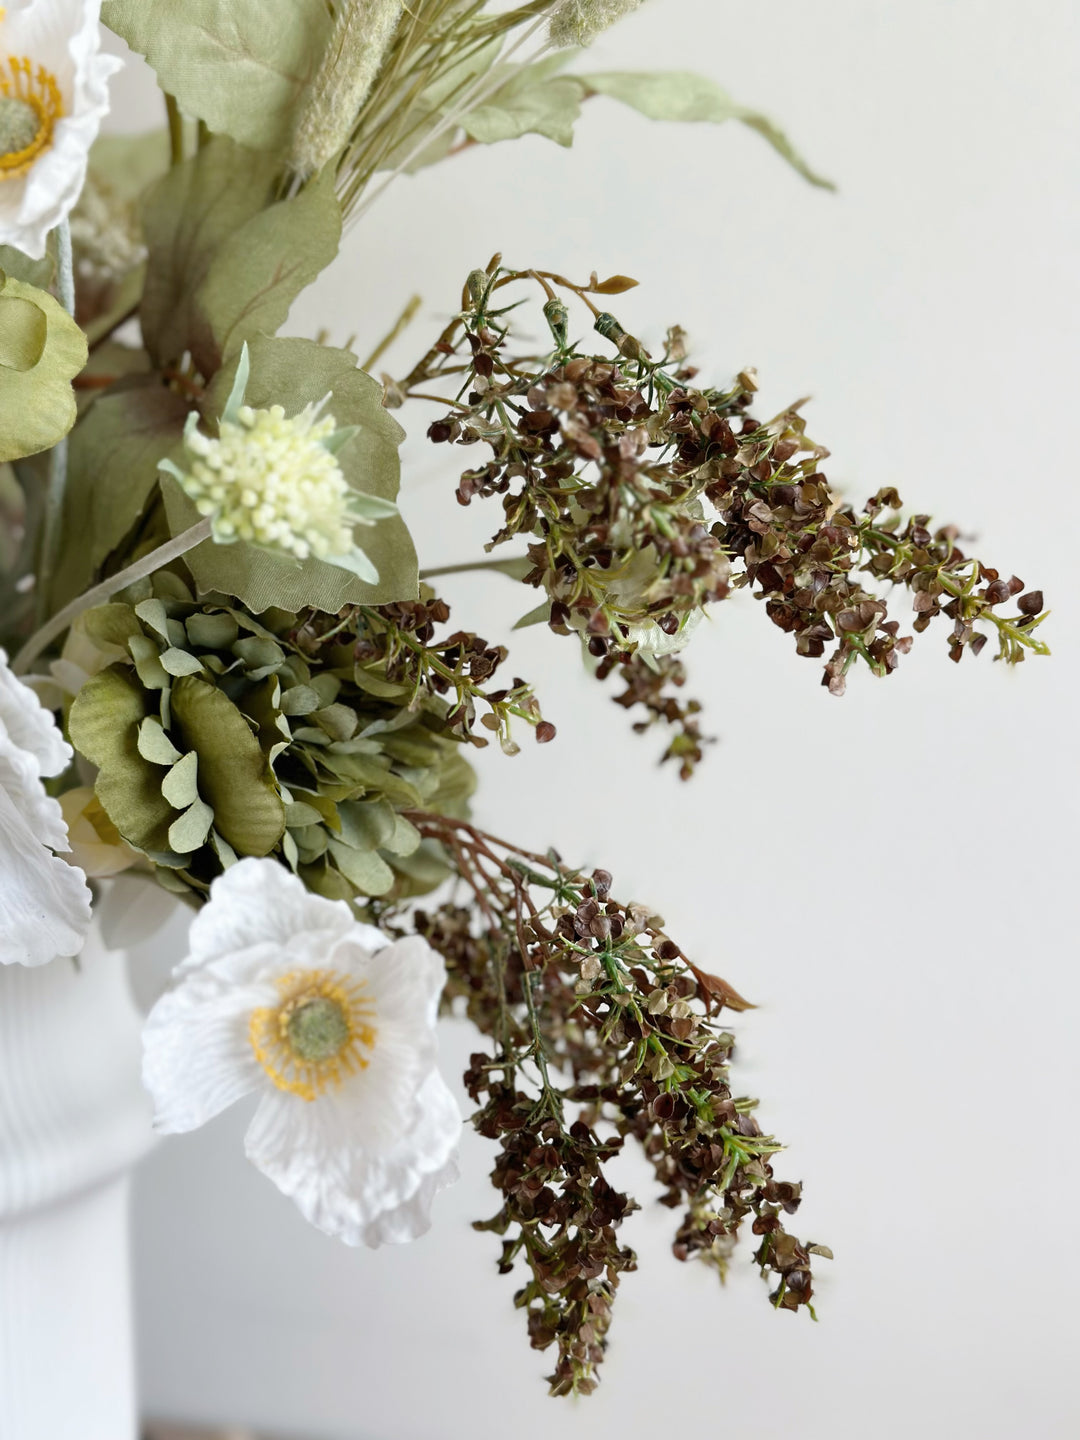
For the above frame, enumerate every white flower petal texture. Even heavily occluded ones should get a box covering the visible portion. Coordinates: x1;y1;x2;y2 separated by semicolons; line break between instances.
0;0;122;259
143;857;462;1247
0;646;92;965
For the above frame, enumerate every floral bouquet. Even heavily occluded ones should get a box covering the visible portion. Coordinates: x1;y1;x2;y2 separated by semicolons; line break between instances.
0;0;1049;1401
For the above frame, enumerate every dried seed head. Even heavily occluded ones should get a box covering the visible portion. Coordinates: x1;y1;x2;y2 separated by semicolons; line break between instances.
549;0;646;49
289;0;404;177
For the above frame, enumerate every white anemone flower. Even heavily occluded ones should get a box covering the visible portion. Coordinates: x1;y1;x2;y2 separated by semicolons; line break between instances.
0;0;121;260
143;858;461;1247
0;646;92;965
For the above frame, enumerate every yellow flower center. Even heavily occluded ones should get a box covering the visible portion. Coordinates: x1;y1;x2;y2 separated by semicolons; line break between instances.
0;55;62;180
249;968;377;1102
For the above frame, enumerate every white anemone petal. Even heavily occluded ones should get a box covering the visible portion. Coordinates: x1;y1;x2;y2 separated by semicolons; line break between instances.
0;647;72;778
176;857;380;977
245;1069;462;1247
0;0;122;259
142;974;270;1133
0;784;91;965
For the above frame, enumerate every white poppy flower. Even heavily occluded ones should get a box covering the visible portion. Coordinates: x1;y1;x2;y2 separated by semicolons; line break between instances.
0;0;122;259
143;858;461;1247
0;645;92;965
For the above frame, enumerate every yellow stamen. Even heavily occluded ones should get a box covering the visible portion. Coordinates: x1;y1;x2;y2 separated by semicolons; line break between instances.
0;55;62;180
249;968;377;1102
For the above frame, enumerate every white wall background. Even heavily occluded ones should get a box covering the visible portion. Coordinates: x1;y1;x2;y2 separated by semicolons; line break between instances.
108;2;1080;1436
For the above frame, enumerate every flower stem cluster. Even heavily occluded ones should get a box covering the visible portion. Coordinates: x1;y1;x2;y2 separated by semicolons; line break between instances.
305;595;556;756
406;262;1049;764
402;814;822;1396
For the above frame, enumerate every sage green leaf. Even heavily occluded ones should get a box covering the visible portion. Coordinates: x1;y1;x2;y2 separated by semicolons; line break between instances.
169;674;285;855
138;716;183;766
68;667;175;852
579;72;835;190
464;57;585;147
326;838;394;897
233;637;285;673
161;750;200;808
128;633;170;690
280;684;320;716
192;166;341;375
513;599;552;630
284;800;323;829
83;264;147;349
389;813;422;857
0;244;54;290
140;137;279;369
0;276;87;464
337;798;396;851
0;295;47;370
135;598;171;640
313;703;358;743
169;798;215;853
82;603;144;656
102;0;333;152
164;336;416;611
52;379;189;608
388;842;453;895
159;647;206;677
185;612;239;649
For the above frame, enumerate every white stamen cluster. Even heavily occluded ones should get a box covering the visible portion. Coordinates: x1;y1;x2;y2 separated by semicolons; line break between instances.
548;0;646;49
179;402;355;563
289;0;404;177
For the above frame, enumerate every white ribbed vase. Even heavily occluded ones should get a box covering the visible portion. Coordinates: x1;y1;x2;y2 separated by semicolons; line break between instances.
0;909;156;1440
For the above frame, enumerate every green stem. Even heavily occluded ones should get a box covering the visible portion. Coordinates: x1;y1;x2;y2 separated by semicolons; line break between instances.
35;220;75;628
165;94;185;166
13;518;212;676
419;556;527;580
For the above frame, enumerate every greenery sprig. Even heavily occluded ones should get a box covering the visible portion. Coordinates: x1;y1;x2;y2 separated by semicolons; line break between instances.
398;813;823;1396
400;260;1049;769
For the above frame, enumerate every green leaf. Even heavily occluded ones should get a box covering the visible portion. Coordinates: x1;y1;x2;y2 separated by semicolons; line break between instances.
513;599;551;630
163;335;416;612
102;0;333;152
169;673;285;855
579;72;835;190
0;295;47;370
0;276;87;464
52;378;189;609
137;715;183;765
68;667;175;852
326;838;394;896
140;139;339;377
159;647;206;676
88;130;171;203
0;244;54;290
140;137;279;369
168;798;215;853
190;165;341;375
161;750;200;808
128;633;170;690
279;684;321;716
185;612;239;650
337;798;396;851
463;57;585;148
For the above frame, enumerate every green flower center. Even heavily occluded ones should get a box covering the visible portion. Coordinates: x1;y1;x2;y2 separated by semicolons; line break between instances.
0;97;41;159
286;995;352;1062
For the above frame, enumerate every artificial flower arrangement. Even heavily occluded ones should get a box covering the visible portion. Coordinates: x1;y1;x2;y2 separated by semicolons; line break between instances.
0;0;1049;1398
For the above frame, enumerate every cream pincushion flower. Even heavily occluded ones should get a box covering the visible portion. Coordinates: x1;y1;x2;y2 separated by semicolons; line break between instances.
0;0;121;259
143;858;461;1247
0;646;92;965
159;345;399;583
